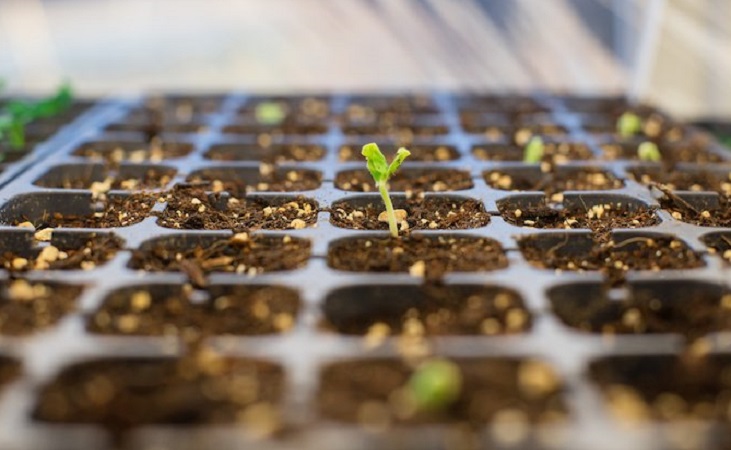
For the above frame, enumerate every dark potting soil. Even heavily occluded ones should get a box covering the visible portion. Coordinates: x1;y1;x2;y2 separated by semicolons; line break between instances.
472;141;593;163
328;235;508;279
329;197;490;231
0;233;123;272
88;284;300;337
500;202;659;230
157;185;318;231
485;169;623;195
0;280;81;336
659;193;731;227
186;169;322;194
335;169;473;192
72;140;193;164
600;140;725;164
204;143;326;163
629;167;731;193
35;168;174;191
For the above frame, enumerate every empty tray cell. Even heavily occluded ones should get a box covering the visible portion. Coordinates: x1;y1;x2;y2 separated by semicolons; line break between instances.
457;95;550;114
222;120;328;136
459;112;511;131
550;280;730;338
34;163;176;191
629;165;731;194
204;142;325;162
72;139;193;164
519;232;704;285
659;192;731;227
106;121;208;136
561;96;657;115
328;235;508;277
34;356;284;429
187;166;322;193
335;168;473;192
240;96;330;121
346;95;439;114
140;95;225;115
472;140;593;163
599;139;725;164
330;195;490;230
589;354;731;422
318;357;565;424
323;284;530;335
0;230;123;272
157;186;318;231
130;233;310;276
0;192;157;228
0;280;81;336
464;124;569;145
339;142;459;162
342;122;449;138
702;231;731;264
88;283;299;336
485;166;623;195
499;194;659;230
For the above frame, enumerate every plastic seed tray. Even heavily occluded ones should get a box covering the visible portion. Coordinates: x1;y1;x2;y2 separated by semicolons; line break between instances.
0;93;731;450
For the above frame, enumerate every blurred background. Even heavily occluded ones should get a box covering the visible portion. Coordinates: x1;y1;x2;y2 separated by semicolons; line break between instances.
0;0;729;119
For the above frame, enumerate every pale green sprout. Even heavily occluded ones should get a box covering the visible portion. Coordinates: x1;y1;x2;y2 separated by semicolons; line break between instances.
361;143;411;237
255;101;287;125
638;141;661;162
523;136;544;163
617;112;643;137
407;358;462;412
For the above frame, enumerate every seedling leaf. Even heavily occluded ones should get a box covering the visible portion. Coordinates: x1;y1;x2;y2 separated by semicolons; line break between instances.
523;136;544;163
387;147;411;178
637;141;661;162
361;142;389;183
617;112;643;137
408;358;462;412
255;101;286;125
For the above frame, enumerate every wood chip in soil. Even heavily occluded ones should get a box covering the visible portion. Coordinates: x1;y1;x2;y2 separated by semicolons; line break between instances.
88;285;299;337
330;197;489;230
335;169;473;192
328;235;507;279
0;280;81;336
157;185;318;231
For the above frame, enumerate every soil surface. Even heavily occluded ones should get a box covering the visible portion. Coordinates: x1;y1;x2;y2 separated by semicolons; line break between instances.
339;144;459;163
323;285;530;335
704;233;731;264
130;234;310;282
500;201;658;230
335;169;473;192
0;233;123;272
157;185;318;231
0;280;81;335
659;193;731;227
330;197;490;231
34;355;284;432
600;141;725;164
88;284;299;337
205;143;325;163
342;124;449;138
630;167;731;193
319;358;566;425
223;121;328;136
485;169;623;195
187;169;322;194
73;140;193;164
328;235;508;279
520;234;703;286
472;141;593;163
35;168;174;191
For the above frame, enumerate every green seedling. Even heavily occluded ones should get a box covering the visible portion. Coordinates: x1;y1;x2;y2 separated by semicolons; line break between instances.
255;101;287;125
0;83;73;150
407;358;462;412
617;111;643;137
523;136;545;163
361;143;411;237
637;141;661;162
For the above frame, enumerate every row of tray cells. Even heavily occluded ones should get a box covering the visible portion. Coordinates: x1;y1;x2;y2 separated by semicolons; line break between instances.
3;350;731;429
0;279;730;339
0;228;729;279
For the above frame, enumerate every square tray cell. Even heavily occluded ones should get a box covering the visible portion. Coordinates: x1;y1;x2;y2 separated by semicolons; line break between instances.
561;96;657;115
550;279;730;339
702;231;731;264
589;354;731;422
519;232;704;285
318;357;565;424
106;121;209;136
342;123;450;138
88;283;299;337
240;96;330;120
140;95;226;115
34;163;176;191
335;168;473;192
222;120;328;136
0;280;82;336
485;166;623;195
599;139;726;163
0;356;21;391
345;95;439;114
204;142;326;163
187;166;322;193
157;186;318;231
322;284;530;336
330;195;490;231
0;230;123;272
129;233;311;278
33;355;284;429
499;194;659;230
328;235;508;278
0;192;157;228
457;95;550;114
338;142;459;163
658;192;731;227
72;139;194;164
628;165;731;194
472;140;594;163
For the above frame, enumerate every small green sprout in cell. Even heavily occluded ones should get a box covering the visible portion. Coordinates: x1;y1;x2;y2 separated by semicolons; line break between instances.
523;136;544;163
361;143;411;237
617;111;643;138
255;101;287;125
637;141;661;162
0;83;73;150
407;358;462;412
